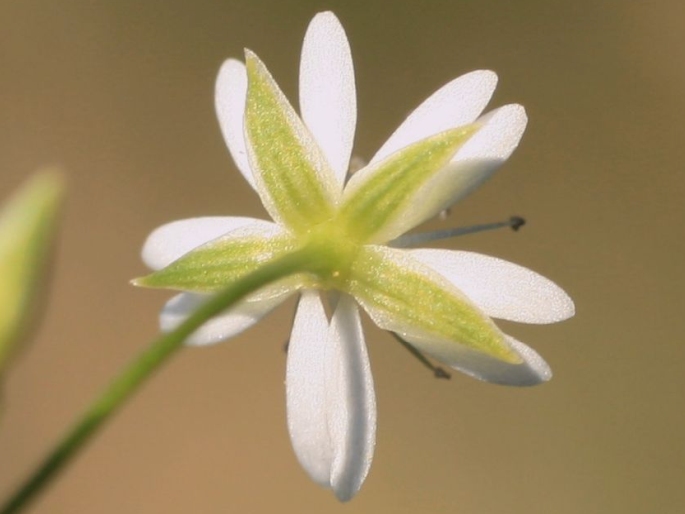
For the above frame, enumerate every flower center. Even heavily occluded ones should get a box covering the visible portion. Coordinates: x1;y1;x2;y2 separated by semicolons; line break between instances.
300;219;362;290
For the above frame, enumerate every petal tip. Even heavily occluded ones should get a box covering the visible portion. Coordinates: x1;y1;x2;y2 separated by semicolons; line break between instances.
475;69;499;89
554;292;576;322
539;283;575;324
312;10;341;24
502;103;528;130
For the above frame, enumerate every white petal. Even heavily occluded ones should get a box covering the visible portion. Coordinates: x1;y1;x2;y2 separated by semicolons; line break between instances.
409;249;575;323
299;12;356;189
438;104;528;207
286;293;376;501
370;70;498;165
161;289;292;346
392;104;528;234
286;291;334;486
141;217;277;270
402;332;551;386
215;59;256;189
352;105;527;242
327;295;376;501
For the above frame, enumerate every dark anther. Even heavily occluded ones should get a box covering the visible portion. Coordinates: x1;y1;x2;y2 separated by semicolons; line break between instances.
509;216;526;231
433;367;451;380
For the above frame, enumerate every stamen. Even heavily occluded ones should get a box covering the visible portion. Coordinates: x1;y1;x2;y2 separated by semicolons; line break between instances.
388;216;525;248
391;333;451;379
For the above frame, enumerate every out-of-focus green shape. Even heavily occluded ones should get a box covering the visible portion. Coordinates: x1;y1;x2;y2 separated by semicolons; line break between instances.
0;171;64;382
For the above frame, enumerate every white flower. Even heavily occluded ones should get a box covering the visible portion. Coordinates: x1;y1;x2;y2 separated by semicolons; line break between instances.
135;11;574;501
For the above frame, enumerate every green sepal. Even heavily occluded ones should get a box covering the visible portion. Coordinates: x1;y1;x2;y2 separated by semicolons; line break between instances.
133;231;302;293
244;50;337;234
338;125;477;243
346;245;521;363
0;170;65;377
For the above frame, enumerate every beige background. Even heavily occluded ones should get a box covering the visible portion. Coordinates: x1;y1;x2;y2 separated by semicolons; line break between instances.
1;1;684;513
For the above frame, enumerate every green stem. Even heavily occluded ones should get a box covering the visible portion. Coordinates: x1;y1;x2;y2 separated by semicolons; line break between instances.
0;249;312;514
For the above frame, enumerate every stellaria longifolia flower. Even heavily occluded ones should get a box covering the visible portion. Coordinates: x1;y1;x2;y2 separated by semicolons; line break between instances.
134;12;574;501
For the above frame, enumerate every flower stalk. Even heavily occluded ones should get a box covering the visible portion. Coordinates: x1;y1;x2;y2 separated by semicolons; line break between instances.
0;249;313;514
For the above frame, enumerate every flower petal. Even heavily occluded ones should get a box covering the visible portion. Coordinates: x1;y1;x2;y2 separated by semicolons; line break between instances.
160;290;292;346
215;59;256;189
286;291;334;486
353;104;527;240
327;295;376;501
409;249;575;323
134;221;298;293
348;245;521;363
370;70;497;165
141;216;272;270
299;11;356;190
436;104;528;209
402;332;552;386
244;50;339;233
286;293;376;502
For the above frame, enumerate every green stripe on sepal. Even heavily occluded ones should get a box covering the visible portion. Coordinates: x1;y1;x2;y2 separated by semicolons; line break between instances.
338;125;478;244
346;245;521;364
133;233;302;293
244;50;337;233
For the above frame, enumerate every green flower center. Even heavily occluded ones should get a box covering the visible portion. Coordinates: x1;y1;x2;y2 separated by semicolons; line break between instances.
300;218;362;290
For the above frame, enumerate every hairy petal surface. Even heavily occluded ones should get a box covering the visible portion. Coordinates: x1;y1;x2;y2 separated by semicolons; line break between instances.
404;332;552;386
161;290;292;346
409;249;575;323
244;51;338;233
215;59;255;189
141;216;269;270
370;70;497;165
347;246;520;363
300;12;356;189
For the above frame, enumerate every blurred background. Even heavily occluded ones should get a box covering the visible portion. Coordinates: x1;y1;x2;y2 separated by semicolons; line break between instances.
1;1;684;513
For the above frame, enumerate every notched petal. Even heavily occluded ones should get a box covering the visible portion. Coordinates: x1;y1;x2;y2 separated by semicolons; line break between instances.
286;293;376;501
